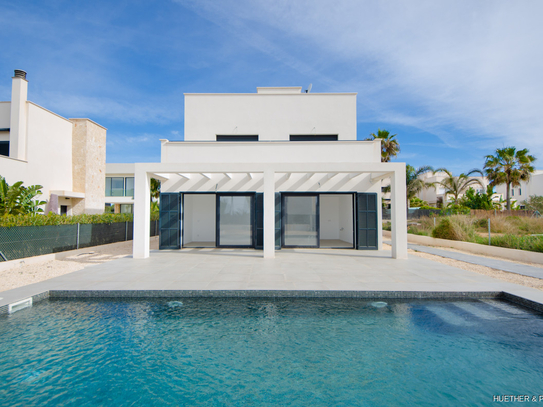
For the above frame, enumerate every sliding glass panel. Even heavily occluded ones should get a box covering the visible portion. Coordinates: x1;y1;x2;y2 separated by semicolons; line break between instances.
219;195;253;246
110;177;124;197
125;177;134;197
283;195;318;247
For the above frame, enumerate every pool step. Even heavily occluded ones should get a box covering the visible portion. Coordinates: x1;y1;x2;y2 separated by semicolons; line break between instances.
480;299;529;315
425;305;475;326
452;302;502;320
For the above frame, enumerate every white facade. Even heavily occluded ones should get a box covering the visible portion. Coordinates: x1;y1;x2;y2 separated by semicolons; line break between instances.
493;170;543;208
0;70;107;215
132;87;408;259
184;87;356;142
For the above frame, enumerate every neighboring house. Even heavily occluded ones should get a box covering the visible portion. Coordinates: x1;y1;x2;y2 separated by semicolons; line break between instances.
416;172;502;207
104;163;135;213
416;170;543;209
131;86;408;259
493;170;543;209
0;70;107;215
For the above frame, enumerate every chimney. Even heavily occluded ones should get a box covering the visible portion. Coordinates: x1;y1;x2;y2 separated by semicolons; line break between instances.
10;69;28;160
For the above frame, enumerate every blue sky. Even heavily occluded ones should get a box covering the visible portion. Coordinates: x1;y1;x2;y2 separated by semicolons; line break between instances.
1;0;541;174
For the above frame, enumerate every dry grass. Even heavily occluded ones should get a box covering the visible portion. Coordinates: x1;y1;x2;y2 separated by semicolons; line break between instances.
405;214;543;237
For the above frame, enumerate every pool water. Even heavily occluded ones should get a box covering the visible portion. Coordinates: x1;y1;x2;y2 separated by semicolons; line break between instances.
1;297;542;406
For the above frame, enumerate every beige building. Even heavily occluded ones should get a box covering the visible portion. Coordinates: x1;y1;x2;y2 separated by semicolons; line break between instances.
0;70;107;215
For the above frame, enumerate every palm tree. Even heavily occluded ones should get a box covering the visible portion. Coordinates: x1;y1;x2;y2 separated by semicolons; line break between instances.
365;129;400;162
0;176;46;216
406;165;434;208
434;168;484;205
150;178;161;202
484;147;536;210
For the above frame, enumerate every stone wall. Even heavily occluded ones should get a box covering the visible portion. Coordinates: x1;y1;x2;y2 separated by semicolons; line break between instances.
70;119;106;215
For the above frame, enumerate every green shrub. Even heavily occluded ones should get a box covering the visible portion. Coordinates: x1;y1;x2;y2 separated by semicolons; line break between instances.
432;218;459;240
0;212;159;227
382;222;392;231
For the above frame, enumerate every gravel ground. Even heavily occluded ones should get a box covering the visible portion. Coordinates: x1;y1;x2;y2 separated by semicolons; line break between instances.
0;238;159;293
385;244;543;291
1;239;541;293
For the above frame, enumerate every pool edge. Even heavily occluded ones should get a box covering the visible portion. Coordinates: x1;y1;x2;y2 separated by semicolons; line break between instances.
2;290;543;315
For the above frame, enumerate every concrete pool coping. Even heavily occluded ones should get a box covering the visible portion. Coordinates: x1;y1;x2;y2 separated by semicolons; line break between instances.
2;247;543;314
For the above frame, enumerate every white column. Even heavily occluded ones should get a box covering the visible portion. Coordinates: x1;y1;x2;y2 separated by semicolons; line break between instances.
133;166;151;259
390;166;408;259
10;75;28;160
377;180;383;250
263;169;275;259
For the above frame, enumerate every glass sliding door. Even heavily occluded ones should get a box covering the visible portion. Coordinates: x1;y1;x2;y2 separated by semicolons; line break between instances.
282;195;319;247
218;194;254;247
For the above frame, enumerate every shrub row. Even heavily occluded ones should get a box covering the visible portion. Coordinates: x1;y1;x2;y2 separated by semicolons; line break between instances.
429;216;543;253
473;234;543;253
0;212;159;228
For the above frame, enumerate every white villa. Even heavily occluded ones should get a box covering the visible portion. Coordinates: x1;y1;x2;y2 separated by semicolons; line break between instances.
0;70;107;215
132;86;408;259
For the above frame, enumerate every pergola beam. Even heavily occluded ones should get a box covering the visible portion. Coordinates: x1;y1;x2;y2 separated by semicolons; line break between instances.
370;172;393;184
133;162;408;260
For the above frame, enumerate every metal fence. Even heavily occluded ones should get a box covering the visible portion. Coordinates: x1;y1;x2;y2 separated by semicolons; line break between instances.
382;208;441;220
470;209;537;218
0;220;159;262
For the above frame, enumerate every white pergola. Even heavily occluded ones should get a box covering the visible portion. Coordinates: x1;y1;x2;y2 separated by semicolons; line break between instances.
133;162;408;259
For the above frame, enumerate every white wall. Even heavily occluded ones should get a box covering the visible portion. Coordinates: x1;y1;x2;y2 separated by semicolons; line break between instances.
0;102;10;128
162;140;380;165
26;103;74;193
184;91;357;141
106;163;135;174
183;194;216;244
1;102;73;199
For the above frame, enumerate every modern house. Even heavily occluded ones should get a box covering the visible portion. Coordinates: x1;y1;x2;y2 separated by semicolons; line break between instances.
415;172;497;207
132;86;408;259
0;70;107;215
104;163;135;214
493;170;543;208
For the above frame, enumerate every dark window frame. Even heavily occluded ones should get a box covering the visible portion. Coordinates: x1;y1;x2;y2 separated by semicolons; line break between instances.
289;135;338;141
0;140;9;157
216;135;259;142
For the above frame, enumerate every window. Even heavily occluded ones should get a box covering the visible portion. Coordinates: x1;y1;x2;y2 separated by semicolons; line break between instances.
289;135;338;141
511;189;515;196
120;204;133;214
106;177;133;197
216;135;258;141
0;141;9;157
125;177;134;197
519;188;522;196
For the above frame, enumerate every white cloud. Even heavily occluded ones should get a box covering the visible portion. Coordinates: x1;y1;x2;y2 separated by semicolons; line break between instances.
177;0;543;161
42;93;181;125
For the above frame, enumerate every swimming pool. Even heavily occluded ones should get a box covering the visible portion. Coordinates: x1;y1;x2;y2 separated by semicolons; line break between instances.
1;297;542;406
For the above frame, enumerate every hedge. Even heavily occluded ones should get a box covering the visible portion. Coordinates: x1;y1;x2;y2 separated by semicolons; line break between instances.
0;212;159;228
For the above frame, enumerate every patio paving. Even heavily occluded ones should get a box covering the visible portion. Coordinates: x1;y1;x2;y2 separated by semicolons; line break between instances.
1;247;543;311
